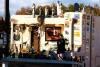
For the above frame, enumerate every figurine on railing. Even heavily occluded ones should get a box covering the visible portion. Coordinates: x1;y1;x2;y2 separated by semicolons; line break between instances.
32;3;36;18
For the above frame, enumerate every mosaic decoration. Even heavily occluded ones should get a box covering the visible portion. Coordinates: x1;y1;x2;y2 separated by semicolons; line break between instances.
87;15;90;20
65;21;70;27
86;26;90;31
65;14;70;20
74;14;80;20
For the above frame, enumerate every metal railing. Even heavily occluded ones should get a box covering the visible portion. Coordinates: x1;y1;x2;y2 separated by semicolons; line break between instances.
1;58;85;67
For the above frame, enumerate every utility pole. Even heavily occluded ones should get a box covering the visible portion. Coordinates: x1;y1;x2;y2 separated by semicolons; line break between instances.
5;0;10;57
71;18;77;52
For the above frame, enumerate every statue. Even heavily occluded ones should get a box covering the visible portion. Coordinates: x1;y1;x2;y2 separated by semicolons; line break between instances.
38;6;45;26
32;3;36;18
39;6;44;16
52;7;55;17
57;1;62;16
45;7;49;17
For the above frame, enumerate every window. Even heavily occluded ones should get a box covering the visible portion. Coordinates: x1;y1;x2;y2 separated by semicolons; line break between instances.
45;27;61;41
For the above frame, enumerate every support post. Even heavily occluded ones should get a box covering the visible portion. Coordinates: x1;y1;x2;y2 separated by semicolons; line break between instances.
2;62;8;67
5;0;10;57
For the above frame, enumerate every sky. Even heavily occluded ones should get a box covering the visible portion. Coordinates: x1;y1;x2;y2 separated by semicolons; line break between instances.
0;0;100;17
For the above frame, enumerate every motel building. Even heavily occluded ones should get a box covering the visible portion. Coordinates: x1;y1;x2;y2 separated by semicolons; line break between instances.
10;9;91;52
10;2;96;67
10;2;93;55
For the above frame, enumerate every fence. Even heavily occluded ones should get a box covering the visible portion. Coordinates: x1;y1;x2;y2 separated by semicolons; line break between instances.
1;58;84;67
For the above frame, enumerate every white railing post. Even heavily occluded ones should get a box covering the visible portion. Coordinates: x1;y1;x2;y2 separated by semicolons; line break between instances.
72;64;74;67
2;62;8;67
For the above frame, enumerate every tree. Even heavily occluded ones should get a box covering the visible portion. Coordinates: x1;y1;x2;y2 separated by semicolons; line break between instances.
93;4;100;16
16;7;32;15
68;4;74;12
79;4;84;11
61;4;68;13
86;5;91;14
35;6;41;15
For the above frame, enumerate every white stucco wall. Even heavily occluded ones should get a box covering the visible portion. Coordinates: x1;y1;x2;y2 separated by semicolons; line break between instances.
11;15;65;52
64;12;83;51
94;16;100;67
94;16;100;56
11;13;86;52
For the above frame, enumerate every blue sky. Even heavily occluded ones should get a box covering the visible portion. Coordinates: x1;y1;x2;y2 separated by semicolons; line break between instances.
0;0;100;17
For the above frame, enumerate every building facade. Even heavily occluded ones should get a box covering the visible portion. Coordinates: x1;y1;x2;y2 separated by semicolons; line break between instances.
10;11;91;53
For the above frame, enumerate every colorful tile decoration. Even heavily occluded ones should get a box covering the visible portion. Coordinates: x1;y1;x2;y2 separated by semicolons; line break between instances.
74;14;80;20
87;14;90;20
86;26;89;31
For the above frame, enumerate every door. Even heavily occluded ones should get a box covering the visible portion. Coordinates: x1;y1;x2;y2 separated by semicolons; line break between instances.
31;26;39;51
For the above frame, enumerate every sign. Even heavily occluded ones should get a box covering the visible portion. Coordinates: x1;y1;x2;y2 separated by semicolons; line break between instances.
65;14;70;20
86;26;89;31
45;27;61;41
74;14;80;20
74;32;80;37
65;21;70;27
74;26;80;30
64;13;82;46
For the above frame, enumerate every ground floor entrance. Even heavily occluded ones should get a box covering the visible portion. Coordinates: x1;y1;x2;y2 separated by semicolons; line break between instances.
31;26;40;51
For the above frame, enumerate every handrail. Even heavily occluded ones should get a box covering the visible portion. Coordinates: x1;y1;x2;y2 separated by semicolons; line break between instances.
2;58;77;64
1;58;85;67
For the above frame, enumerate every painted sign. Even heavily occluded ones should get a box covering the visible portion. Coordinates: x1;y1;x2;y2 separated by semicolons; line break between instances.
64;13;82;46
65;21;70;27
74;26;80;30
65;14;70;20
74;32;80;37
45;27;61;41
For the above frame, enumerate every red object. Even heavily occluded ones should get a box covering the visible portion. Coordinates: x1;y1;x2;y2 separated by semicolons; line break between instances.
46;27;61;41
22;49;27;53
82;38;85;42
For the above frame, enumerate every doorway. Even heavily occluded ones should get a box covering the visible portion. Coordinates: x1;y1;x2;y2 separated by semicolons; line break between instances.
31;26;40;51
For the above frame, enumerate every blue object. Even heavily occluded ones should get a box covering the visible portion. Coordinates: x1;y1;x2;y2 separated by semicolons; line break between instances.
74;3;79;11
